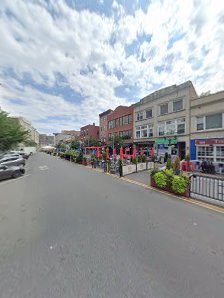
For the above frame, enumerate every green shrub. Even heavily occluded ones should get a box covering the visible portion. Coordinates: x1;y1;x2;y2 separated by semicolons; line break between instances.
138;155;142;163
165;168;174;187
171;176;188;194
53;152;56;156
132;157;137;164
166;158;173;170
154;172;168;188
150;169;159;177
60;152;64;158
75;151;83;163
142;155;146;162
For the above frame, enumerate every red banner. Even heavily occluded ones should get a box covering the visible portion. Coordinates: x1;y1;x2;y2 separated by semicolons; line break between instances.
195;139;224;145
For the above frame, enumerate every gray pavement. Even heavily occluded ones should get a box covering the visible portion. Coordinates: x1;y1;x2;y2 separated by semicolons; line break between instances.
0;153;224;297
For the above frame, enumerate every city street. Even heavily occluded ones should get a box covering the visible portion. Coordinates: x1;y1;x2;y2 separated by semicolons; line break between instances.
0;153;224;298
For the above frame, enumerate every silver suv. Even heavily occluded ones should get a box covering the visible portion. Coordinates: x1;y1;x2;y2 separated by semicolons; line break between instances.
0;156;25;167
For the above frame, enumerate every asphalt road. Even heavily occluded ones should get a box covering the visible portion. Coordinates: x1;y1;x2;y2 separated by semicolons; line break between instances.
0;153;224;298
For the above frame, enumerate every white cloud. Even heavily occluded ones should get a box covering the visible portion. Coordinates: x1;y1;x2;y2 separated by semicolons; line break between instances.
0;0;224;133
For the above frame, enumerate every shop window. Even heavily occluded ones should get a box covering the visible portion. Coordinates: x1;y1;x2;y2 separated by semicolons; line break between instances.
216;146;224;162
197;146;214;161
206;113;222;129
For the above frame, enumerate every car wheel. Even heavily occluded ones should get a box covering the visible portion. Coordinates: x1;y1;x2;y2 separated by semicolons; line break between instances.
12;171;21;179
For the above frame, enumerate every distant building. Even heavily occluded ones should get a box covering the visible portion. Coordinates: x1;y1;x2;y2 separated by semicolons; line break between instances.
39;134;54;147
190;90;224;168
80;123;99;145
12;116;39;145
107;105;134;145
99;109;113;144
53;130;80;145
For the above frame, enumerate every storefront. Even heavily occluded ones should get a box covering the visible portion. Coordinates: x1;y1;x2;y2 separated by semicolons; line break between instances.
190;138;224;164
155;137;186;160
134;141;154;156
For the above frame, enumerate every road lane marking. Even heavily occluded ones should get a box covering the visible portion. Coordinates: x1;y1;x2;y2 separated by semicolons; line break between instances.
0;174;31;185
39;165;49;171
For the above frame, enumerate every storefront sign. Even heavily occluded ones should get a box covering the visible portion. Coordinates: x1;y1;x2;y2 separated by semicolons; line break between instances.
155;138;177;145
195;139;224;145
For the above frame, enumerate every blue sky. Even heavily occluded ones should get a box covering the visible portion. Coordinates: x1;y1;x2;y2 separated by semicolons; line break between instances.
0;0;224;133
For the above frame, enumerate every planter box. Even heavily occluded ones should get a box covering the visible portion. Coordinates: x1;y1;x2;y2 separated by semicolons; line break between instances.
82;160;87;166
151;177;190;197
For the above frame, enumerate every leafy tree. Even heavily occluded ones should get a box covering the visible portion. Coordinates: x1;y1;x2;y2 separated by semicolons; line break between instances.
110;135;124;151
84;136;100;147
24;140;37;146
70;139;81;149
0;111;28;151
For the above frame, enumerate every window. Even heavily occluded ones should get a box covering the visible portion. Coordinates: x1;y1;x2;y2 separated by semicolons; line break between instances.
148;124;153;137
128;114;132;124
197;146;214;161
166;120;176;135
146;109;152;119
158;123;165;136
206;113;222;129
123;115;129;125
177;118;185;134
197;117;204;131
173;99;183;112
136;112;143;121
141;125;147;138
216;146;224;162
160;103;168;115
109;120;115;129
136;126;140;138
115;118;119;128
119;117;123;126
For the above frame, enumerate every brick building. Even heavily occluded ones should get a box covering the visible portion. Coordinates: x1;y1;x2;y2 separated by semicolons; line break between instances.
99;109;113;144
80;123;99;144
107;105;134;144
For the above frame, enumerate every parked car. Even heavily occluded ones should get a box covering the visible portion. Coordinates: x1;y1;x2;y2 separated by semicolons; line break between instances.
0;165;25;181
0;156;25;167
9;151;29;159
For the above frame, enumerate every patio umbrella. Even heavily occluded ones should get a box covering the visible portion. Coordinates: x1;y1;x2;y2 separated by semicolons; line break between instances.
113;148;117;158
151;147;155;157
96;147;100;158
133;147;137;158
120;147;123;159
106;148;110;160
139;148;143;156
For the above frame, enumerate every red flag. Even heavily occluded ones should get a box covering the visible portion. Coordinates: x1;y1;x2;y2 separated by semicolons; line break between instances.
106;148;110;160
113;148;117;158
120;147;123;159
151;147;155;157
96;147;100;158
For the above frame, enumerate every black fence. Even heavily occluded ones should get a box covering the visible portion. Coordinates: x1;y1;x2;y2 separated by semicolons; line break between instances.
190;175;224;202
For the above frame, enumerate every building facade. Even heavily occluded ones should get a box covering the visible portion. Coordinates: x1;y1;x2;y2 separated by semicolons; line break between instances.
99;109;113;144
107;105;134;145
133;81;198;158
80;123;99;144
190;91;224;169
12;117;39;145
39;134;54;147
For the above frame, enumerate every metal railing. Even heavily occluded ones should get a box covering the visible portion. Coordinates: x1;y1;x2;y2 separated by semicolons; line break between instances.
190;175;224;202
